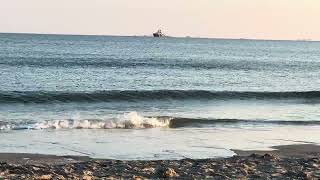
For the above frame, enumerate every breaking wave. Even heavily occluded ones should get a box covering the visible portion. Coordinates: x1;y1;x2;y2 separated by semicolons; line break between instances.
0;112;170;130
0;90;320;103
1;112;320;131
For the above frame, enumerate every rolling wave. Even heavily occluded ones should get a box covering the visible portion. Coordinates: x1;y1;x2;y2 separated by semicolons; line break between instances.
0;90;320;103
166;117;320;128
1;115;320;131
0;112;170;130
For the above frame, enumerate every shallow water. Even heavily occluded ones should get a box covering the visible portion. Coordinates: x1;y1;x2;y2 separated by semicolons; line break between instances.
1;126;320;160
0;33;320;159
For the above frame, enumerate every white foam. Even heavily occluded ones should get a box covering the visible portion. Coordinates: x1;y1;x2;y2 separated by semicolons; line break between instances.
117;111;169;128
0;124;13;130
30;112;170;130
0;122;33;131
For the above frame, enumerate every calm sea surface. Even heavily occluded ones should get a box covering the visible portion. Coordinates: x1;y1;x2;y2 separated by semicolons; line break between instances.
0;33;320;159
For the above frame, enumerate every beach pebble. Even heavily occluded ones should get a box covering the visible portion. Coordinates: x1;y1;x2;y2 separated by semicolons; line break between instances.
83;170;93;176
33;166;40;171
38;174;52;180
212;172;230;179
132;175;143;180
313;170;320;178
310;163;319;168
165;168;179;177
205;175;214;179
156;167;178;178
240;168;248;176
57;175;66;180
262;153;278;160
142;167;155;174
271;173;282;177
204;168;214;174
82;175;93;180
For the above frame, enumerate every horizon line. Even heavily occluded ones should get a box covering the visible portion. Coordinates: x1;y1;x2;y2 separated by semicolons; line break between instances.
0;32;318;42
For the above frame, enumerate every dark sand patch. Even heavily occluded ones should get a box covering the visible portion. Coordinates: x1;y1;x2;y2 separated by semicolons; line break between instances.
0;153;90;165
233;144;320;158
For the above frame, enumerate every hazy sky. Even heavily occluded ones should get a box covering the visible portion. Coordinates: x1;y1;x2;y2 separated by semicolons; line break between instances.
1;0;319;40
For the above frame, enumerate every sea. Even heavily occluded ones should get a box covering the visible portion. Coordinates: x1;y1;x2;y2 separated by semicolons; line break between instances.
0;33;320;160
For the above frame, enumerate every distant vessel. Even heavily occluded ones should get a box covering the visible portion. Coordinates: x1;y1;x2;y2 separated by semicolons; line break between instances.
153;29;165;37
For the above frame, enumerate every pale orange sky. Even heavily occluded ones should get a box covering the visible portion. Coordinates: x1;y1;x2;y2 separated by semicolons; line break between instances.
1;0;319;40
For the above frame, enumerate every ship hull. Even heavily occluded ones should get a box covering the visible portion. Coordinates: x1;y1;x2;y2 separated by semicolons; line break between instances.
153;33;162;37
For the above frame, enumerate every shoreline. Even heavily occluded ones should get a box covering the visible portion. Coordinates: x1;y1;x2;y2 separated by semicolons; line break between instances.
1;144;320;179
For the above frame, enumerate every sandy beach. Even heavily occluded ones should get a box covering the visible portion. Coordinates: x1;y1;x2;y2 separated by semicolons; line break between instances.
1;144;319;179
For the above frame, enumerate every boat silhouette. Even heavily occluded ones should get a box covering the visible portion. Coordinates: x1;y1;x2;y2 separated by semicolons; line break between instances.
153;29;165;37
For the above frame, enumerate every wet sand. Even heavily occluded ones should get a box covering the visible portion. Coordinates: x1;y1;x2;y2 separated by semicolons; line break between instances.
0;144;320;179
233;144;320;158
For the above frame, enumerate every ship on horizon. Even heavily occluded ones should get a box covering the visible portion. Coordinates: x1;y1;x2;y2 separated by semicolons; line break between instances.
153;29;165;37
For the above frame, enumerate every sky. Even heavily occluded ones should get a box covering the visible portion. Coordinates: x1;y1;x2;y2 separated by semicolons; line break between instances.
1;0;320;40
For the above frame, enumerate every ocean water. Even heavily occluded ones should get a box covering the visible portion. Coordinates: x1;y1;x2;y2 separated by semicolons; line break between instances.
0;33;320;159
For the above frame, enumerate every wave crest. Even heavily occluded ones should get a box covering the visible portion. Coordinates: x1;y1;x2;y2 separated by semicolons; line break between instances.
2;113;320;131
34;112;170;129
0;112;170;130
